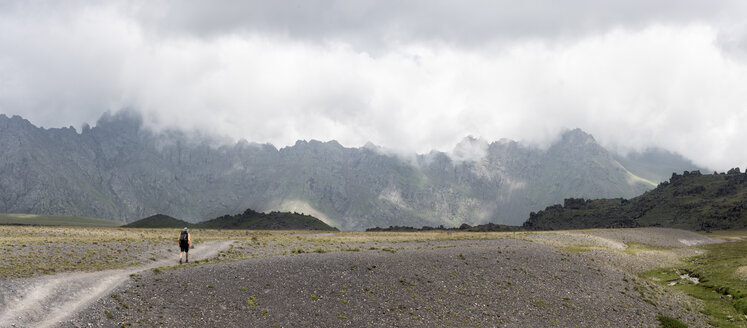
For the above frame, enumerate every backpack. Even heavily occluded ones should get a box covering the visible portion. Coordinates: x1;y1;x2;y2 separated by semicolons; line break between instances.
179;231;189;242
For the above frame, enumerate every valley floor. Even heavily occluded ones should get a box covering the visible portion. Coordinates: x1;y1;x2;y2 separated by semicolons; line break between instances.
0;227;735;327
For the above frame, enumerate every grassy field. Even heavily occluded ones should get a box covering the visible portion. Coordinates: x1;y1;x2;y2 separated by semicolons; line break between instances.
644;230;747;328
0;213;122;227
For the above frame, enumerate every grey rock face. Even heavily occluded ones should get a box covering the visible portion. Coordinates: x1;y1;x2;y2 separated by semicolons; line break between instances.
0;113;701;230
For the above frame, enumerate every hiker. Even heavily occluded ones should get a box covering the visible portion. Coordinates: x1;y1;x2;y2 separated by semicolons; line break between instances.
179;227;191;264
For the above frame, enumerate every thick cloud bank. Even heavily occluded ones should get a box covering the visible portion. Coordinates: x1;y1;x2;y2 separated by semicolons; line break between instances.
1;1;746;170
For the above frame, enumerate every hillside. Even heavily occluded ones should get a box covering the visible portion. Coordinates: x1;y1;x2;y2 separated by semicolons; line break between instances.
523;169;747;231
196;208;338;231
123;210;337;231
123;214;191;228
0;112;702;230
0;213;121;227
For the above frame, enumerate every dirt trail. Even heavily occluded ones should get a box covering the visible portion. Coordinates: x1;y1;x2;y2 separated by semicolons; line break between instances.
0;240;234;328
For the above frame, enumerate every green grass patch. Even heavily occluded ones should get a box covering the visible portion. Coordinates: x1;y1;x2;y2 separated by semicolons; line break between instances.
247;296;257;307
624;243;671;254
561;245;603;253
656;315;688;328
643;237;747;327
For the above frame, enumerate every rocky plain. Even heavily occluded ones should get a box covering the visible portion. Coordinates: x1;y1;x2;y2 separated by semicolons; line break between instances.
0;226;729;327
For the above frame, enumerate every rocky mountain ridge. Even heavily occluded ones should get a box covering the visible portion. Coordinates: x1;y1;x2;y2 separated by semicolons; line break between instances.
523;169;747;231
0;112;702;230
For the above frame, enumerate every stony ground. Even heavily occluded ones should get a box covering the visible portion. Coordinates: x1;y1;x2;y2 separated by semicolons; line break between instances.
0;240;233;328
0;227;723;327
67;237;710;327
0;226;175;278
519;228;722;274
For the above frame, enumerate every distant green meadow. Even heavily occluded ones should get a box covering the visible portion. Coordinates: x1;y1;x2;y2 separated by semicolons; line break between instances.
0;213;122;227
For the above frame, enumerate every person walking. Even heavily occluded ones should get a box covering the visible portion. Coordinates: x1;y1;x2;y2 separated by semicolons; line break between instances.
179;227;191;264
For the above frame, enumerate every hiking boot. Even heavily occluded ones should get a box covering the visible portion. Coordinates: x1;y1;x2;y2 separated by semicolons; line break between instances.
179;259;182;264
186;259;189;263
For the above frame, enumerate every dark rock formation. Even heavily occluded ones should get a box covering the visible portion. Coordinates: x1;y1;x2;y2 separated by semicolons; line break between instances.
523;169;747;231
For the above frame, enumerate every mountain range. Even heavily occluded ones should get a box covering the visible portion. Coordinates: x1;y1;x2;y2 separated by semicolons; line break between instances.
0;111;703;230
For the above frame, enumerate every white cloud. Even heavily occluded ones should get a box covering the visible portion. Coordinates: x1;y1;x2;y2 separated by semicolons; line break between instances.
450;136;490;163
1;1;747;170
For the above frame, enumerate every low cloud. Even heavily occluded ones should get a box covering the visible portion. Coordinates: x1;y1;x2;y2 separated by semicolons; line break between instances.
450;136;489;163
1;1;746;170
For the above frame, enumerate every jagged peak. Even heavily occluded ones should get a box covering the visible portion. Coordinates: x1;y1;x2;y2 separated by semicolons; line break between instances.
94;109;143;129
283;139;348;153
291;139;344;148
324;140;343;148
559;128;596;144
0;114;33;126
235;139;278;152
363;141;379;150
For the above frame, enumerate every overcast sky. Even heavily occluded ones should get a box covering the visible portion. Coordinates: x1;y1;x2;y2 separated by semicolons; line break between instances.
1;1;747;169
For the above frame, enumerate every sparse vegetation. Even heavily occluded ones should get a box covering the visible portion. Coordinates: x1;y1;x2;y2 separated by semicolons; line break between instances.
657;315;688;328
0;226;178;278
3;222;740;328
24;226;723;327
644;231;747;327
47;226;670;272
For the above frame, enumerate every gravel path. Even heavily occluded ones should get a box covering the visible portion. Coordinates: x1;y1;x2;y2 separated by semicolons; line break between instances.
0;240;233;328
67;239;708;327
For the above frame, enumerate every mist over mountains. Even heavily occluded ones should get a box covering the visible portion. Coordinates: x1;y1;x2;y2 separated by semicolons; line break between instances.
0;112;703;230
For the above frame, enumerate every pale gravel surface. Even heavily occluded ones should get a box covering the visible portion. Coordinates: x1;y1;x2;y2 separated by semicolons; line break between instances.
584;248;707;274
66;239;708;328
582;228;722;248
736;266;747;280
519;228;720;274
520;227;721;250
